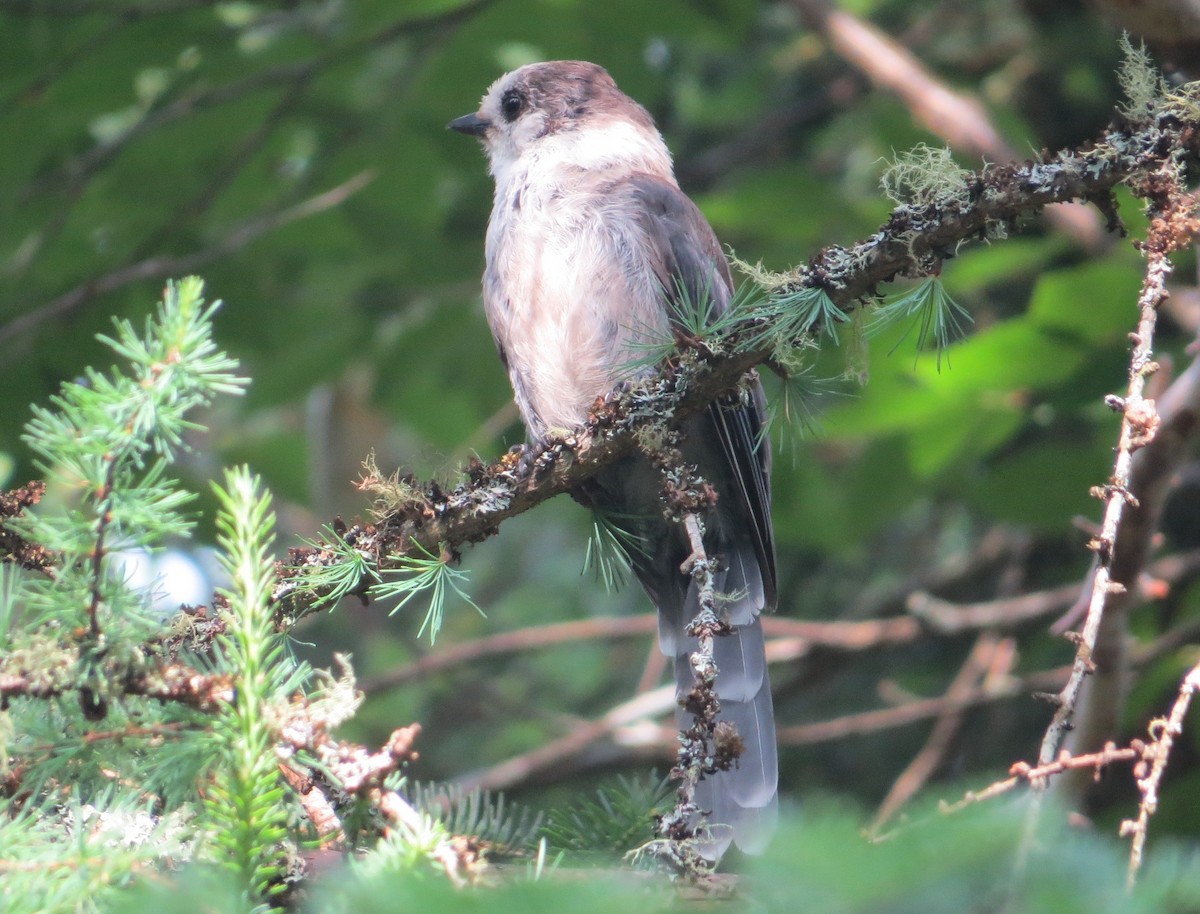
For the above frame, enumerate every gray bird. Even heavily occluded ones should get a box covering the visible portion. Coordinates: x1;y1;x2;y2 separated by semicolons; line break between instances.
450;60;777;859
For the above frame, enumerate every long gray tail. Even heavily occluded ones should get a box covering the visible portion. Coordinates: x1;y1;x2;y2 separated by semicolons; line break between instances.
586;403;778;859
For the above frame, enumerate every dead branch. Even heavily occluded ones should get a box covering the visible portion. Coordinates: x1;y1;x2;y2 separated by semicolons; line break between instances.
359;548;1200;696
269;100;1200;627
453;684;676;792
779;665;1071;747
869;634;1008;833
0;481;55;576
940;742;1141;815
1058;339;1200;798
1121;660;1200;888
1034;173;1200;775
0;655;232;712
909;550;1200;635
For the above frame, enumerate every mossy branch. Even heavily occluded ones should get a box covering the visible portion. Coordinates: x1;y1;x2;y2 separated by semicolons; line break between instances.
275;95;1200;624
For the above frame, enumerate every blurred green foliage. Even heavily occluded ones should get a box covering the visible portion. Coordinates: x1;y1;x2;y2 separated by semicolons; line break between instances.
108;800;1200;912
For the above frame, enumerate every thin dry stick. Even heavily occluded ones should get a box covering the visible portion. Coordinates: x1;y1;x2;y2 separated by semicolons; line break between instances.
778;665;1069;746
1121;660;1200;889
869;634;1003;833
1056;346;1200;801
651;510;728;872
939;742;1141;816
453;685;674;792
1022;164;1189;868
278;763;344;849
1033;171;1176;773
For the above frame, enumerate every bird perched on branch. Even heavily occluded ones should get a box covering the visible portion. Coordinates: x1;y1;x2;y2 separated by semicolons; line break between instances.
450;60;777;859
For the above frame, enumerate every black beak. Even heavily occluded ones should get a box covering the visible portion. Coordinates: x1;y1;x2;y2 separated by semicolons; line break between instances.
448;113;490;137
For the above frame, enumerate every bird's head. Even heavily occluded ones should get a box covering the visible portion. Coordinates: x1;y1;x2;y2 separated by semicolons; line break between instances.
449;60;672;184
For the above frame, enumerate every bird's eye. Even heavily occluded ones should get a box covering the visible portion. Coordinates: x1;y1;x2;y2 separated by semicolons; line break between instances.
500;90;524;122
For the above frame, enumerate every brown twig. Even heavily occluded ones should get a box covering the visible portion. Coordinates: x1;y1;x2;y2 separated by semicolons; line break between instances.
444;601;1200;796
359;615;658;693
869;634;1007;833
1056;343;1200;799
0;481;56;575
1034;169;1197;775
86;455;119;639
1121;660;1200;888
277;763;344;850
0;656;232;711
268;106;1200;626
453;693;673;793
908;583;1084;633
358;548;1200;697
909;550;1200;635
779;665;1070;747
939;742;1141;816
1018;157;1200;869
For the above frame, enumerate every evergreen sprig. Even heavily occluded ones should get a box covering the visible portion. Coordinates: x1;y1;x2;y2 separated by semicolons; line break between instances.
582;509;647;591
205;468;297;907
869;277;973;369
0;278;256;913
749;285;847;349
14;276;247;641
542;773;674;856
370;541;482;643
406;782;543;855
294;526;380;612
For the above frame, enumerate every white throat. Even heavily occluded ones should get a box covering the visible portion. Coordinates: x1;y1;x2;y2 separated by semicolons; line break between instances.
488;118;675;194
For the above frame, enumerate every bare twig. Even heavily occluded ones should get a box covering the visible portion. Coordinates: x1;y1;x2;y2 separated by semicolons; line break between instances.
1057;345;1200;799
1018;161;1200;869
909;550;1200;635
277;763;344;849
1034;170;1196;774
1121;660;1200;888
454;684;675;792
908;583;1084;634
939;742;1141;816
779;665;1070;747
869;635;1006;833
359;615;659;693
432;603;1200;797
358;549;1200;696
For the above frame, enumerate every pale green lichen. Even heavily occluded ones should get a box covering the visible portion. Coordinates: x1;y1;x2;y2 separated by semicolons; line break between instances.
880;144;971;211
728;253;804;293
1117;33;1164;120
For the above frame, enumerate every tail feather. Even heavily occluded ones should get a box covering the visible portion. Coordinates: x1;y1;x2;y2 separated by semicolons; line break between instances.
587;414;778;860
673;612;777;858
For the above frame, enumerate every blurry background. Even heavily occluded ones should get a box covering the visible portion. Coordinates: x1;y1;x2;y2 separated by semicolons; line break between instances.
1;0;1198;843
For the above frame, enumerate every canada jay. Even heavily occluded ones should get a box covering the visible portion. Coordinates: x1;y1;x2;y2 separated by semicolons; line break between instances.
450;60;777;858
